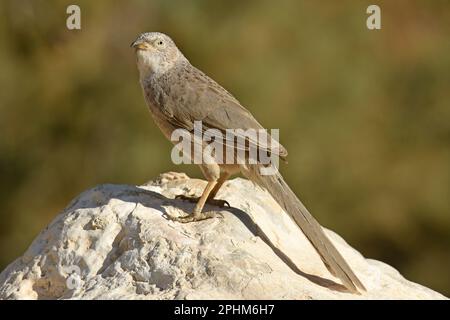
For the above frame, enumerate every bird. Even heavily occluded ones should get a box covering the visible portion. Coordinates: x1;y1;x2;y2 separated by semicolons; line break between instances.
130;32;366;293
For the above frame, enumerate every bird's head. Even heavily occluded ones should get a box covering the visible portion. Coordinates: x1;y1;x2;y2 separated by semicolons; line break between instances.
131;32;185;79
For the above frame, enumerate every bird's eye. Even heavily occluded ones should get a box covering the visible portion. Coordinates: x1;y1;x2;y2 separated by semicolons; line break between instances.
157;40;163;46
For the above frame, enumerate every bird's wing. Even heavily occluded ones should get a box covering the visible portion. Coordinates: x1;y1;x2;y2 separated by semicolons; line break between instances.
157;65;288;159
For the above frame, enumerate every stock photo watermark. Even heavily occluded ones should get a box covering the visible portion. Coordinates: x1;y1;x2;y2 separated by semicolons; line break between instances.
66;4;381;32
66;4;81;30
63;265;82;290
367;4;381;30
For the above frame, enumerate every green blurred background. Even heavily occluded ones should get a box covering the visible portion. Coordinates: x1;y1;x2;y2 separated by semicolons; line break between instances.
0;0;449;295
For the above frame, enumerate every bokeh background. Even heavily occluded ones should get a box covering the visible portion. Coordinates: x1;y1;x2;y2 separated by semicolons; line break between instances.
0;0;449;295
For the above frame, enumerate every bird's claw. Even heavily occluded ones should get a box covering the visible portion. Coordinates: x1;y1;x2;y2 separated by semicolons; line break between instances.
175;195;230;208
170;211;216;223
206;198;230;208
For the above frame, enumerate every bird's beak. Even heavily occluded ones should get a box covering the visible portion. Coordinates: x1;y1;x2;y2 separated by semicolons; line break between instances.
130;40;150;50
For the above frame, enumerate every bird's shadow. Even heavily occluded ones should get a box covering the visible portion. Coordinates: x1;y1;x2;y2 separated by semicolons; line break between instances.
68;184;349;294
223;206;349;294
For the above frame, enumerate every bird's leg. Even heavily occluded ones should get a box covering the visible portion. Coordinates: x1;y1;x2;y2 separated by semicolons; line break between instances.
207;172;230;202
172;180;218;223
175;172;231;208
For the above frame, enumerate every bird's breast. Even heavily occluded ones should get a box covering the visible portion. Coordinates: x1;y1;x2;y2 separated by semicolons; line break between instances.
140;81;177;141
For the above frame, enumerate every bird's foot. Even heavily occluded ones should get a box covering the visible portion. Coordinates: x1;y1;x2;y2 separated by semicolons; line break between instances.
170;211;218;223
175;194;230;208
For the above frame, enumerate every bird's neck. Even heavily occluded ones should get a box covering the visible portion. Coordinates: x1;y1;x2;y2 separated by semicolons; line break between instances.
137;53;187;83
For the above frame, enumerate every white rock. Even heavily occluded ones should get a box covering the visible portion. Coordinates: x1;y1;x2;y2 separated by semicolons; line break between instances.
0;172;446;300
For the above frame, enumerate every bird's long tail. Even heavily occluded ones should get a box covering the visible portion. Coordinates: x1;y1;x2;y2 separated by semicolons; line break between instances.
242;164;366;293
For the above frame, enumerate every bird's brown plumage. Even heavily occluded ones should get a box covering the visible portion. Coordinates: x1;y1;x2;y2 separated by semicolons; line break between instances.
144;60;288;159
133;31;365;293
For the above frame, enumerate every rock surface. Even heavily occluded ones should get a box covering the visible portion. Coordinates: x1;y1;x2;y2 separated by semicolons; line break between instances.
0;172;446;300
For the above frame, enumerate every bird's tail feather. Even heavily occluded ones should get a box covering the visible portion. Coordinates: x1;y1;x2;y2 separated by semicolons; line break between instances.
243;164;366;293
